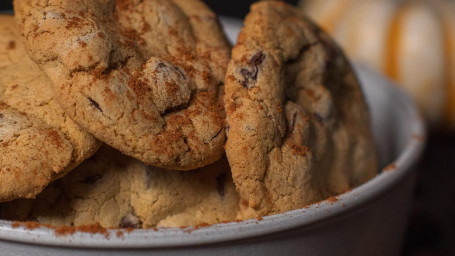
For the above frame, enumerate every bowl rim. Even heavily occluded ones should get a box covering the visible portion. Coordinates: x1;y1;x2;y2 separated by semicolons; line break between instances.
0;65;426;249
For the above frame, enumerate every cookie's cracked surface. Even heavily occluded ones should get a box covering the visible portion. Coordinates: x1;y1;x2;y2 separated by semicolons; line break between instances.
0;15;100;202
224;1;377;218
14;0;230;170
0;105;72;202
0;146;240;228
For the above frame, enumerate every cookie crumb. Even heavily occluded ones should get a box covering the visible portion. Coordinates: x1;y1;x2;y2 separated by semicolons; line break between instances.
116;231;124;238
55;223;109;238
327;197;339;203
383;163;397;172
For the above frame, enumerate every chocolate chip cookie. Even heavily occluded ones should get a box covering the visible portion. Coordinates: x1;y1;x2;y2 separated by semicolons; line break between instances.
0;146;240;228
0;15;100;202
14;0;230;170
224;1;378;218
0;15;25;67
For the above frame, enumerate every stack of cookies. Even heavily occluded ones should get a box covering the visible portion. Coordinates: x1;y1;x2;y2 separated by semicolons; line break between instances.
0;0;377;228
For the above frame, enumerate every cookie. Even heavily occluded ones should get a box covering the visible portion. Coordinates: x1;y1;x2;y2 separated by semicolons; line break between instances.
0;105;73;202
0;16;26;67
0;15;100;202
224;1;378;218
14;0;230;170
0;146;240;228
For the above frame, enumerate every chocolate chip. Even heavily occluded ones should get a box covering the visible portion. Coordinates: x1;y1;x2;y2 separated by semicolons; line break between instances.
239;68;256;88
119;213;141;228
249;52;265;66
87;97;103;112
216;173;227;197
238;52;266;89
157;62;167;69
288;112;297;133
0;113;3;119
81;174;103;184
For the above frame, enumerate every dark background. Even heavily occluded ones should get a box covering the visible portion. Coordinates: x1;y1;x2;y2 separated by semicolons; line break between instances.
204;0;298;17
1;1;454;255
0;2;11;10
0;1;298;17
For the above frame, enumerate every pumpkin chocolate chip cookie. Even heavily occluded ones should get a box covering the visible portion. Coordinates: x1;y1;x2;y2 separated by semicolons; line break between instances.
0;15;25;67
224;1;377;219
0;105;72;202
13;0;230;170
0;146;240;228
0;15;100;202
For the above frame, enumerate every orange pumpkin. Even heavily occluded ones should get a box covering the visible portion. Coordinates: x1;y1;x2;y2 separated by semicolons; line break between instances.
301;0;455;130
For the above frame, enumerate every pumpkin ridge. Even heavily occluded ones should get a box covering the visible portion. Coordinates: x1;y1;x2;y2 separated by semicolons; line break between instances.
303;0;455;129
385;3;408;81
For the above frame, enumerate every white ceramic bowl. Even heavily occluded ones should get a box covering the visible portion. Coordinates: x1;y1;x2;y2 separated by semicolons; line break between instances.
0;64;425;256
0;20;425;256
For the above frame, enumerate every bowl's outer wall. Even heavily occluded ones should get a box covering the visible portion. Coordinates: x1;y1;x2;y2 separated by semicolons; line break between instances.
0;173;415;256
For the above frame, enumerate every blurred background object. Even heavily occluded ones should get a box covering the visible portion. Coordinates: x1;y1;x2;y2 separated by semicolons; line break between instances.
299;1;455;255
300;0;455;131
